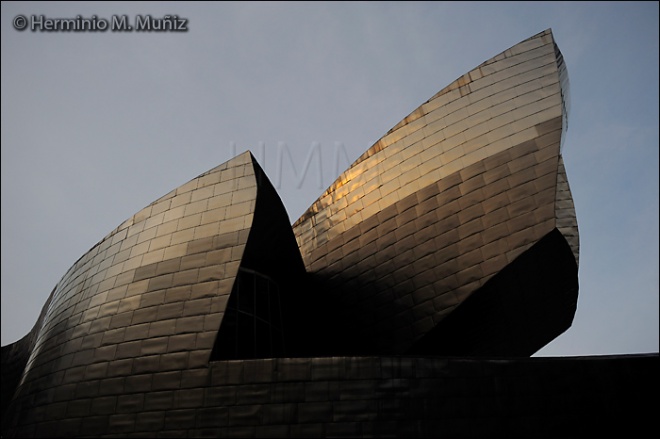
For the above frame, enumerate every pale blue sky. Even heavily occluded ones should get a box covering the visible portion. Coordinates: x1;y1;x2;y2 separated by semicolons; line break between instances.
2;2;658;356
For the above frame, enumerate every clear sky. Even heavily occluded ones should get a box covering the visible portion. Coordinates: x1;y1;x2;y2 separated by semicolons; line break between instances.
2;2;658;356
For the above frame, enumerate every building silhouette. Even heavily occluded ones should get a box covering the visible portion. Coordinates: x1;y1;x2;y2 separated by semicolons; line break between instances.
2;29;657;438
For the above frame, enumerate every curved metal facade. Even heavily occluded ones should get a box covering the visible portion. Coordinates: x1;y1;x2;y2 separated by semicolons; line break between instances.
2;151;306;436
1;29;595;438
292;29;579;355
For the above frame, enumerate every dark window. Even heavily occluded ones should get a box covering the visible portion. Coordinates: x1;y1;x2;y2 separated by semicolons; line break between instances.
211;268;285;360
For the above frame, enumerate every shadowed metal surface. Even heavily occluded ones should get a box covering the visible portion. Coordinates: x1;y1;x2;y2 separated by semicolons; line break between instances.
0;30;618;439
293;29;579;355
2;152;306;437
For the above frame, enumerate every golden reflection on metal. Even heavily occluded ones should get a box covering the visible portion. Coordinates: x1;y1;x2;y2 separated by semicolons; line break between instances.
292;28;578;352
3;30;582;438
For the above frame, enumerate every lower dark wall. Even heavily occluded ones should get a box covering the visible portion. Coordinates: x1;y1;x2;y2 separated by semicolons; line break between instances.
1;335;32;421
3;354;657;438
2;293;53;423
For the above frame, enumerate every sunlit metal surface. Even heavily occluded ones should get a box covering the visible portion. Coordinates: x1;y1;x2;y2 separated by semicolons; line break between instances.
2;152;307;437
293;29;578;354
1;29;587;438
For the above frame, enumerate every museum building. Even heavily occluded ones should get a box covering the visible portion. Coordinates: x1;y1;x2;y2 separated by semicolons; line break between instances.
2;29;656;438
